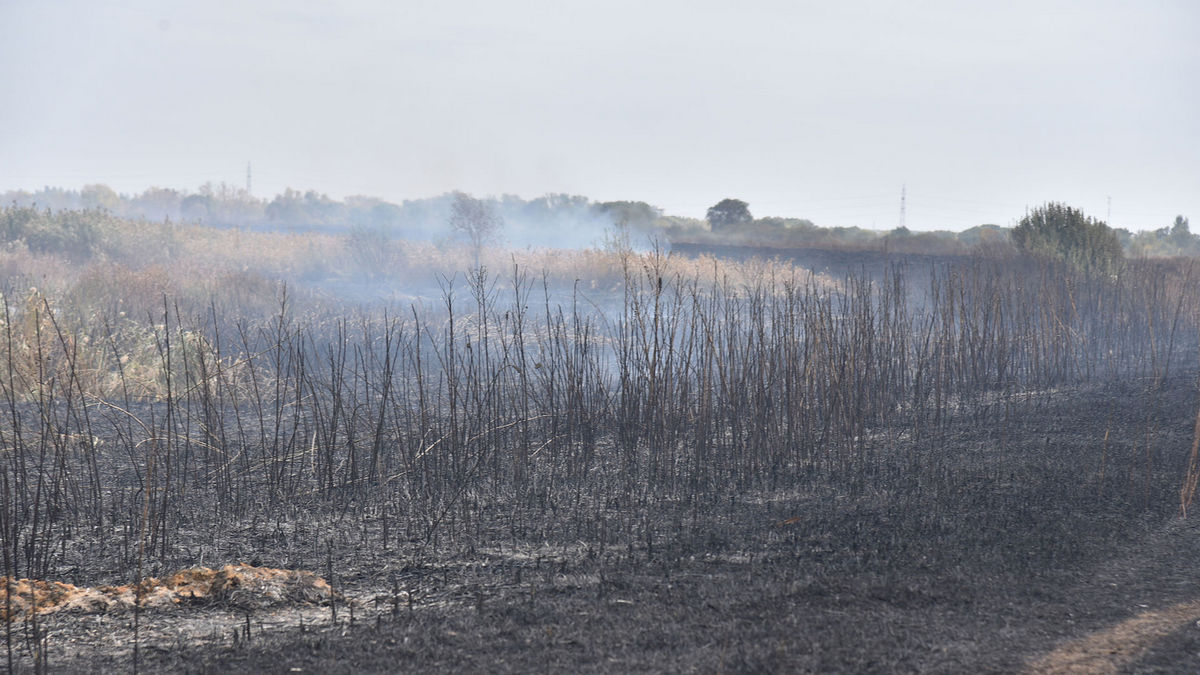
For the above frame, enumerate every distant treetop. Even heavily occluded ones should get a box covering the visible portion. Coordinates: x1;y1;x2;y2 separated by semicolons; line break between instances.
706;198;752;230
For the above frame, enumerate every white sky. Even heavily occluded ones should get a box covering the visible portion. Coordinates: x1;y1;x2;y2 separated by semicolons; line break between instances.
1;0;1197;231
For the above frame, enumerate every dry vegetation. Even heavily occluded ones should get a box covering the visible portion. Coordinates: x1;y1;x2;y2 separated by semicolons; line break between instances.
2;208;1200;672
1;564;334;622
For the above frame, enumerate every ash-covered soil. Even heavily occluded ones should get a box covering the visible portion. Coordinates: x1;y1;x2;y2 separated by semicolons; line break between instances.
7;378;1200;673
47;513;1200;674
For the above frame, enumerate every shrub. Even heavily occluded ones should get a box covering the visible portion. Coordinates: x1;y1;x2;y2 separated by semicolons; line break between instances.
1011;202;1123;274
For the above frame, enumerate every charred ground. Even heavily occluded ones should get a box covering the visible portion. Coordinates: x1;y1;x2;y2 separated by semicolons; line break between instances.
29;377;1200;674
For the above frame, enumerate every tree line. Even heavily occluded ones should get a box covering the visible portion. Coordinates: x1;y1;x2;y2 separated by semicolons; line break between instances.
2;184;1193;259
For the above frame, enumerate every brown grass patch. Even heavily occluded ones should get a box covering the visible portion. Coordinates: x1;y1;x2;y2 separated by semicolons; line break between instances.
0;564;335;621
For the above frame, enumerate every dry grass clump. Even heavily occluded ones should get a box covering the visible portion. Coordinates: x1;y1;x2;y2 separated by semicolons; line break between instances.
0;565;335;621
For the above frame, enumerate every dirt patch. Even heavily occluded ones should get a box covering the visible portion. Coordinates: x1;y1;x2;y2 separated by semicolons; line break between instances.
1029;600;1200;674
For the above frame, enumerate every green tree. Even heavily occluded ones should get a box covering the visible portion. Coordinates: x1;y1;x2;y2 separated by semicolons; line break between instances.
593;201;662;231
706;198;752;231
1010;202;1122;274
1170;214;1192;250
1171;214;1190;238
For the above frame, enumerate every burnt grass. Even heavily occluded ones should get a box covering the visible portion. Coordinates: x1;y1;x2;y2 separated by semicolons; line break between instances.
35;376;1200;674
5;255;1200;672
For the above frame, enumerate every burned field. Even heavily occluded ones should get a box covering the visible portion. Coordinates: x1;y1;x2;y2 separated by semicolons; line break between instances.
2;251;1200;672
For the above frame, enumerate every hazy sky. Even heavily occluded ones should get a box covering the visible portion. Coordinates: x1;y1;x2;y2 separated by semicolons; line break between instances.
1;0;1197;231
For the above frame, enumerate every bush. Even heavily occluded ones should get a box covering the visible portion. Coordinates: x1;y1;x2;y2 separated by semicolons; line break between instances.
1011;202;1122;274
